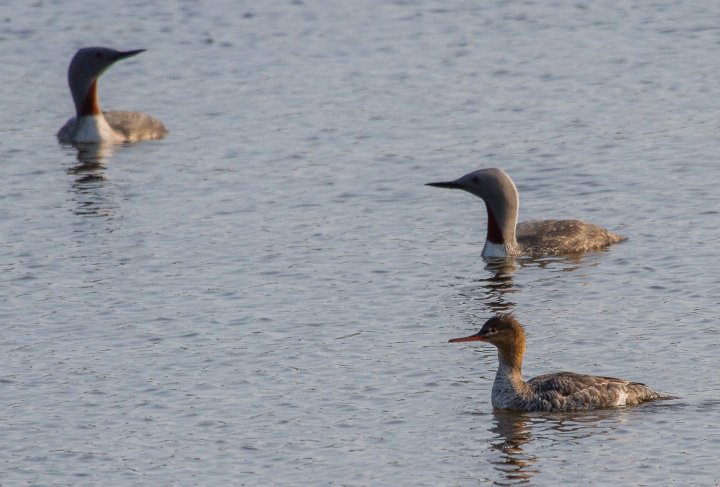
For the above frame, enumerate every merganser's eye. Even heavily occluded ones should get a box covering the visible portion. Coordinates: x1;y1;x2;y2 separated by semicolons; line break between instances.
489;327;497;334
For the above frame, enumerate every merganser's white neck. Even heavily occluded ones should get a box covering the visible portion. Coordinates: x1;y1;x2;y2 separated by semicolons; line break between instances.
491;362;528;409
492;331;528;409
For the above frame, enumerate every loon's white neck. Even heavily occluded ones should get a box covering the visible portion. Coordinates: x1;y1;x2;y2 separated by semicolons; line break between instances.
70;76;121;143
481;194;520;258
481;240;521;259
73;115;122;144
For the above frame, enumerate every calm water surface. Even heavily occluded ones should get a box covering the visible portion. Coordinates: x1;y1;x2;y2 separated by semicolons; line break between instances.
2;1;719;485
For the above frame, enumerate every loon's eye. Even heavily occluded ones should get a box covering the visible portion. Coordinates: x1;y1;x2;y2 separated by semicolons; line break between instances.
472;176;479;183
95;51;103;58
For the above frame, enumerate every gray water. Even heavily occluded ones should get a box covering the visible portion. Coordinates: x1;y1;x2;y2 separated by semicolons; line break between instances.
2;0;719;485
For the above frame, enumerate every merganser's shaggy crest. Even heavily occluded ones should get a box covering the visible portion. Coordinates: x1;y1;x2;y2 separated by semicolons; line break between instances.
57;47;167;144
449;314;664;411
427;168;625;258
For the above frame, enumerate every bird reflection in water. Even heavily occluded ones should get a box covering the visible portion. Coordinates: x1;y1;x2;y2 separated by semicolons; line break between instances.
486;407;644;485
66;143;116;218
456;250;603;319
457;259;519;316
488;410;539;485
521;252;592;273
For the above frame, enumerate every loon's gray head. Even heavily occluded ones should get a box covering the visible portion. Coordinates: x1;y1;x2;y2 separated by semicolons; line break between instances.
426;168;520;251
67;47;145;116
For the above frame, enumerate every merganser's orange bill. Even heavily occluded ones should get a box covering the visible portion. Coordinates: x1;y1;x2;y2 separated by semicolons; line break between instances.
448;333;486;343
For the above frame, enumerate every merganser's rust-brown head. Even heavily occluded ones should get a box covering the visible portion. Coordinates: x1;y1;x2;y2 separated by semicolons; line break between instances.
67;47;145;117
449;314;526;370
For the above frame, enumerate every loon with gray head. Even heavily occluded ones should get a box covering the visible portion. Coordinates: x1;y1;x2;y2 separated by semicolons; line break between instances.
427;168;626;258
449;314;667;411
57;47;168;144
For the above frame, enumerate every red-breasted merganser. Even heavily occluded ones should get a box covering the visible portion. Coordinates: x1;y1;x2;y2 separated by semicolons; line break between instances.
426;168;626;258
57;47;167;144
449;314;664;411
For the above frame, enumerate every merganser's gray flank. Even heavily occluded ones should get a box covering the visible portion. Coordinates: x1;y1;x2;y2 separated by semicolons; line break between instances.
57;47;167;144
449;314;666;411
427;168;626;258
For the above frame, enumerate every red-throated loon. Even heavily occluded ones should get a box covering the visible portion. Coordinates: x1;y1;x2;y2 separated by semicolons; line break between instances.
427;168;626;258
57;47;167;144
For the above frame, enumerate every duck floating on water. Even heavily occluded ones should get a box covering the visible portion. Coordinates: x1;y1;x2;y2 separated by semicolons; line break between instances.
57;47;167;144
427;168;625;258
449;314;665;411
